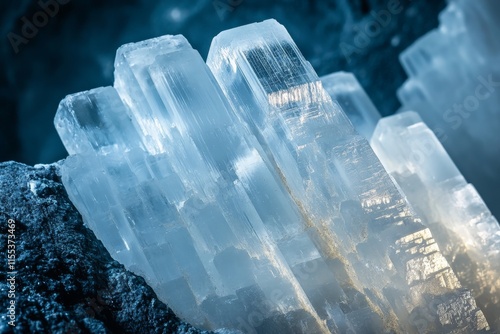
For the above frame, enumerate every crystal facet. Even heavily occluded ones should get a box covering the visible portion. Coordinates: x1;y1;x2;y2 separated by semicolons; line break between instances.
54;18;497;333
321;72;380;140
398;0;500;218
371;111;500;330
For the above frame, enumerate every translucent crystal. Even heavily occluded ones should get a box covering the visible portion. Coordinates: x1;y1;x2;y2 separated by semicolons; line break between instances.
398;0;500;218
54;19;491;333
321;72;380;140
58;33;330;332
53;86;142;155
207;19;487;332
371;111;500;330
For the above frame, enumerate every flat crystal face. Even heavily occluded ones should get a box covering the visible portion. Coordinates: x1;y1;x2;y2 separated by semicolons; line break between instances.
398;0;500;222
55;87;143;155
371;111;500;330
244;42;313;95
55;18;495;333
320;72;381;140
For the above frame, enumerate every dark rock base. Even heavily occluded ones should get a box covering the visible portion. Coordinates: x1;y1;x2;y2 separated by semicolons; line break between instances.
0;161;207;333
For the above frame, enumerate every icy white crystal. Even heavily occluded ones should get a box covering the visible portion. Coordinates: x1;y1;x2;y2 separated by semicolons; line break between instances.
321;70;500;330
55;19;490;333
371;111;500;330
207;19;488;333
58;36;330;332
321;72;380;140
398;0;500;217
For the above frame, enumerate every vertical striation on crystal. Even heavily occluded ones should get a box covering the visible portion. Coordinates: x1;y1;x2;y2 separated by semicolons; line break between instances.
398;0;500;218
53;86;143;155
113;34;192;154
321;72;381;140
371;111;500;330
54;19;493;333
207;19;488;333
58;34;331;332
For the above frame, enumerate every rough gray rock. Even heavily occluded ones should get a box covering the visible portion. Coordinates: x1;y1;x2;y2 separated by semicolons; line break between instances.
0;161;207;333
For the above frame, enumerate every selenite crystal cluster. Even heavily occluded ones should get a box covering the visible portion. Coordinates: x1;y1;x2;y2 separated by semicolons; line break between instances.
371;112;500;330
398;0;500;219
53;3;499;333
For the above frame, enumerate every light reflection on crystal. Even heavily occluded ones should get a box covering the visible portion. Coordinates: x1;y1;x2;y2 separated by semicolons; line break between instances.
371;111;500;331
54;17;497;334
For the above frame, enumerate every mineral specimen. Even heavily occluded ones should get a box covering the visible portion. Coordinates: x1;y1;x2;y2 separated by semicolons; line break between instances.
53;18;497;333
207;20;491;332
325;71;500;331
371;112;500;331
398;0;500;218
0;161;206;334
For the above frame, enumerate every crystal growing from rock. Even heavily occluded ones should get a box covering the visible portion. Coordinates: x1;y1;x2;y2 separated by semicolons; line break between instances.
55;19;493;333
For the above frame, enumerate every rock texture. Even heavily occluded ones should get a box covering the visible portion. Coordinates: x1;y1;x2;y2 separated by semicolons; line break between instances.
0;161;207;333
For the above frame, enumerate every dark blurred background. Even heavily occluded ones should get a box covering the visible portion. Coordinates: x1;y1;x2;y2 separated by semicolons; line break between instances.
0;0;446;165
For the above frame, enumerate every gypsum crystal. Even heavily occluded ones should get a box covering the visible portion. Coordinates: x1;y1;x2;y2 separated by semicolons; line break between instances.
322;64;500;332
55;19;490;333
398;0;500;218
323;69;500;331
371;111;500;331
206;19;489;333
